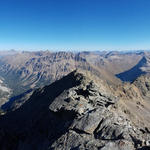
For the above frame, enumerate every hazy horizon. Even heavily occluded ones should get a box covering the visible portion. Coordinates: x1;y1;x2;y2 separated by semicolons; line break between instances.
1;49;150;53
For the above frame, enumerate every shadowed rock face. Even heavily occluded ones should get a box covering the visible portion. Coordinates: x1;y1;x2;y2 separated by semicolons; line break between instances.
0;70;150;150
116;56;147;82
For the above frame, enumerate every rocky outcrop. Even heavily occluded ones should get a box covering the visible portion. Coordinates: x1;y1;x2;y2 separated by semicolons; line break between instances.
134;75;150;97
0;70;150;150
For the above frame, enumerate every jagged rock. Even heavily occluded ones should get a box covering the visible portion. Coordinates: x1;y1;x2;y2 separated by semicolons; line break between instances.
134;75;150;97
0;70;150;150
49;79;118;116
71;108;105;134
94;112;136;141
100;140;135;150
145;140;150;146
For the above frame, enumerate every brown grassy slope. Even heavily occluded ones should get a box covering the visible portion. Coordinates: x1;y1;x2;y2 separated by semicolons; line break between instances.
79;51;143;74
110;75;150;128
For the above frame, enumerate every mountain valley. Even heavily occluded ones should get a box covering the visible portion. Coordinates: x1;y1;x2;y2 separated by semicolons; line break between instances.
0;50;150;149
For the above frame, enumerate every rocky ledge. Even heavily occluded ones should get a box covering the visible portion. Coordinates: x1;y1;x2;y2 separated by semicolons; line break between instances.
0;70;150;150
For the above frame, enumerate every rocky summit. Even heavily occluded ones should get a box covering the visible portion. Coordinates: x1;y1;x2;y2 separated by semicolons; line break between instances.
0;70;150;150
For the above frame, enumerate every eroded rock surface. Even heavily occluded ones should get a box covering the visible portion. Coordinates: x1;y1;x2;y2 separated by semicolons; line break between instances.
0;70;150;150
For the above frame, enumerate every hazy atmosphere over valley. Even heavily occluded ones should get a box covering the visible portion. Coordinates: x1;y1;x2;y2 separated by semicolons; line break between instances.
1;0;150;150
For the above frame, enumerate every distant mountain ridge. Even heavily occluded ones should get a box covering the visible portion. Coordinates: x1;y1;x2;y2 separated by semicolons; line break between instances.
0;50;149;109
0;51;121;97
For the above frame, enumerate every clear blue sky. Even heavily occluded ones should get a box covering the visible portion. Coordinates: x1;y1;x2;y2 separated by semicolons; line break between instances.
0;0;150;51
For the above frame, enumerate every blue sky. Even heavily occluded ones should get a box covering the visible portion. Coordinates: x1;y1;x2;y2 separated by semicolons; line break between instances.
0;0;150;51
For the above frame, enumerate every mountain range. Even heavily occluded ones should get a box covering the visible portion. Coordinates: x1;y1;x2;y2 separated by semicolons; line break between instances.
0;50;150;149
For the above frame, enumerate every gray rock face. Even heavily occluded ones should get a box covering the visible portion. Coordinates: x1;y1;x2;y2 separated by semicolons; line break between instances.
72;108;105;134
134;75;150;97
48;72;150;150
100;140;135;150
49;79;118;136
49;80;117;114
0;70;149;150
